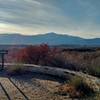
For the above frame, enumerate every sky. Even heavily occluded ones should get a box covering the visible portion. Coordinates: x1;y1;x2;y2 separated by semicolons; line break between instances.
0;0;100;38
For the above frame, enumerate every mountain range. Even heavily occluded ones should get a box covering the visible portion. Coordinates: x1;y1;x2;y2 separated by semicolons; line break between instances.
0;32;100;46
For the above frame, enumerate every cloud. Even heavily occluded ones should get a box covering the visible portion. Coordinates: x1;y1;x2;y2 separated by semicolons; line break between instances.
0;0;100;38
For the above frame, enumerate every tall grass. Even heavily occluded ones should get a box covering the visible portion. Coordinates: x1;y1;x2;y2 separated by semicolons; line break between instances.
7;44;100;77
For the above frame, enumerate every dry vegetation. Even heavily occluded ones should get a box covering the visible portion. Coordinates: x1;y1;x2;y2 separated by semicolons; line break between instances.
60;48;100;77
8;44;100;77
4;44;100;99
56;76;95;98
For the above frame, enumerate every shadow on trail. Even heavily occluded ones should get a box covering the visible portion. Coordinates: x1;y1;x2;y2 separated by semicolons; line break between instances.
0;68;30;100
0;68;66;100
9;71;66;84
0;68;66;83
0;82;11;100
8;78;29;100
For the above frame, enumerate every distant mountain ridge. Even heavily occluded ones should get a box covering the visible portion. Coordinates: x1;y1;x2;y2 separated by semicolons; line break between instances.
0;32;100;46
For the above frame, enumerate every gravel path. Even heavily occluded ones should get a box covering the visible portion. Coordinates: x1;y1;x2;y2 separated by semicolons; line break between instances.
0;71;69;100
0;66;99;100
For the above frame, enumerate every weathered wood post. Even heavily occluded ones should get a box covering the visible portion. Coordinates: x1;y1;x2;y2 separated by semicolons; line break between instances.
1;54;4;70
0;50;8;70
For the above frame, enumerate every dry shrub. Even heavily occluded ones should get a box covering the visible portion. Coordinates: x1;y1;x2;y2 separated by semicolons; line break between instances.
13;44;61;66
61;50;100;77
56;84;81;98
15;44;51;64
7;64;26;75
69;76;94;96
56;76;94;98
8;45;100;77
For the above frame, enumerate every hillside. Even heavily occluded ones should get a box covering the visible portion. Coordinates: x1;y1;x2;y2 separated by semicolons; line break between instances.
0;33;100;46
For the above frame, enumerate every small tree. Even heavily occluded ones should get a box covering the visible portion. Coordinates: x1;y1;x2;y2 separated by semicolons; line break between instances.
16;44;50;64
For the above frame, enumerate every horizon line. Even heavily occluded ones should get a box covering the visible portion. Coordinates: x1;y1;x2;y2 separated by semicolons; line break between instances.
0;32;100;39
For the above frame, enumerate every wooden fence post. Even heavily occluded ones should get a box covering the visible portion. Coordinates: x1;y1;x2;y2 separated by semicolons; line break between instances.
0;50;8;70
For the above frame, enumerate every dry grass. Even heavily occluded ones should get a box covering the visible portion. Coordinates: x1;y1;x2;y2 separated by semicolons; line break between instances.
7;45;100;77
7;64;26;75
56;76;95;98
54;49;100;77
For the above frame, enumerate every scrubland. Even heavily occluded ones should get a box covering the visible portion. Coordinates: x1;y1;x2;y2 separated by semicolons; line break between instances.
4;44;100;99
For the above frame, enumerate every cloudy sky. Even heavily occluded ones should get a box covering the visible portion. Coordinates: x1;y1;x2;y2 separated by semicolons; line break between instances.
0;0;100;38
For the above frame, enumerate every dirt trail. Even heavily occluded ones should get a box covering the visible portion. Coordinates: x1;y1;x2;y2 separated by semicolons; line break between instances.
0;83;8;100
0;72;68;100
0;77;27;100
0;63;99;100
